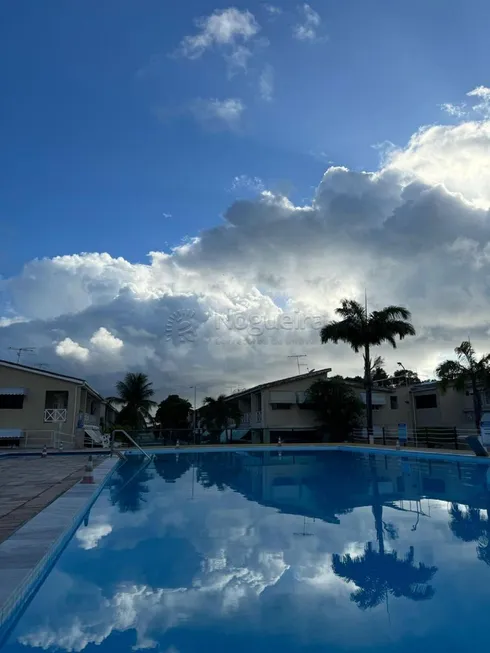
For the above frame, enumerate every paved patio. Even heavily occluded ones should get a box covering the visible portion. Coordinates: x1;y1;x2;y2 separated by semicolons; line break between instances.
0;454;105;545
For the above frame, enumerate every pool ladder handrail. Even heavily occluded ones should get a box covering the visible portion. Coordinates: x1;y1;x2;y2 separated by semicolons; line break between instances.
111;429;153;461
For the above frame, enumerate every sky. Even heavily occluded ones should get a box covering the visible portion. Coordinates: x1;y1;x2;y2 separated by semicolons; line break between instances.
1;0;490;403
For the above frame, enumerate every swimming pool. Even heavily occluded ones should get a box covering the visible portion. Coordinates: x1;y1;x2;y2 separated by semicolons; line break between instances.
1;448;490;652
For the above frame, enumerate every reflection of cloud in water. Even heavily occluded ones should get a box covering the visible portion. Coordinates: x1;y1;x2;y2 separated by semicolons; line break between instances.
76;522;112;550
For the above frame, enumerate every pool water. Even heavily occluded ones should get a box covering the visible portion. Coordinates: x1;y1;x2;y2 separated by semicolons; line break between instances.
2;449;490;652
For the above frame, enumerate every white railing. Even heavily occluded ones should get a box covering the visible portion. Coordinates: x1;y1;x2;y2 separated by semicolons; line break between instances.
255;410;262;424
241;412;251;425
83;413;98;426
44;408;67;423
22;430;75;449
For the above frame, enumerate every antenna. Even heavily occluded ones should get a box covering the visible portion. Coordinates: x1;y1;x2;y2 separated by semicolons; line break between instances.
8;347;35;363
288;354;307;375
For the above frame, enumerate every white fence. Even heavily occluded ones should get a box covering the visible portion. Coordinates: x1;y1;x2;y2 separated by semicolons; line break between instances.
352;426;479;450
22;430;76;449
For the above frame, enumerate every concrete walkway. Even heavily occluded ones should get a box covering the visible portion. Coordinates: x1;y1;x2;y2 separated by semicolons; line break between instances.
0;455;104;545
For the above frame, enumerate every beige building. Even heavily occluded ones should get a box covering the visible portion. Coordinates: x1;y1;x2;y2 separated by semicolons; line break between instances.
0;359;117;448
220;368;482;444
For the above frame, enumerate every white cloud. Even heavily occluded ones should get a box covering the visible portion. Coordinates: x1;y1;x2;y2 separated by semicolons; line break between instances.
230;175;265;194
259;64;274;101
467;85;490;117
293;4;324;42
439;102;467;118
177;8;260;73
90;327;124;352
3;86;490;398
263;4;282;16
76;521;113;550
55;338;89;363
190;98;245;130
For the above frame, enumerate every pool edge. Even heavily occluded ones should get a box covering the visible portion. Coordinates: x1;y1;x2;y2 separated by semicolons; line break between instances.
0;456;119;639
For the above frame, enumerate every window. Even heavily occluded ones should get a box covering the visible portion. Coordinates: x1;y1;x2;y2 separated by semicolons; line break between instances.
45;391;68;409
415;394;437;409
270;403;292;410
372;404;382;411
0;394;24;409
390;396;398;410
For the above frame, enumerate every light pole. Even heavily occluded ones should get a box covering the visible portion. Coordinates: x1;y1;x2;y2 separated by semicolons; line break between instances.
397;361;407;385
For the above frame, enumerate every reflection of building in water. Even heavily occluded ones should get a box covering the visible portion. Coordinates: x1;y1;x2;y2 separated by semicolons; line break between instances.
219;451;490;521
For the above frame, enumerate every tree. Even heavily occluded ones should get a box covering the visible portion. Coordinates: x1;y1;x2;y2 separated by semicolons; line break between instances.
332;543;437;610
155;394;192;430
320;299;415;435
107;372;156;430
393;368;420;386
436;341;490;431
372;357;390;387
306;378;364;441
200;395;241;441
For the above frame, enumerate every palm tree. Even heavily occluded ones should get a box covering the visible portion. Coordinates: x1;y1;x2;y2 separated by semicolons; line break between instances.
320;299;415;435
436;341;490;431
107;372;156;430
200;395;241;441
332;543;437;610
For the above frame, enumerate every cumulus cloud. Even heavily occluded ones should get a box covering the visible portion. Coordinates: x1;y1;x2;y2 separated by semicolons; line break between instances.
293;4;325;42
2;87;490;398
190;97;245;130
56;338;90;363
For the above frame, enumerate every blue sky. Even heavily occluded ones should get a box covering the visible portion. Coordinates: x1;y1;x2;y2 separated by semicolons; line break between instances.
2;0;489;277
2;0;490;395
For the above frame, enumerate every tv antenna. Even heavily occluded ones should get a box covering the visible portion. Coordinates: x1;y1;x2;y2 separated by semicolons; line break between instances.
8;347;35;363
288;354;307;375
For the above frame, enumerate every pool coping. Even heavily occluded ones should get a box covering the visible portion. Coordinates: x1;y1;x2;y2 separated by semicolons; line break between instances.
0;455;119;639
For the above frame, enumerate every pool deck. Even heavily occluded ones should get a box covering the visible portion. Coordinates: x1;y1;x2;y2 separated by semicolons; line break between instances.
0;454;106;545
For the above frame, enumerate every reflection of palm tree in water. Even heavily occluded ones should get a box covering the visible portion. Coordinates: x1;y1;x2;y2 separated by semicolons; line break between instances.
449;501;490;566
332;543;437;610
109;462;153;513
332;455;437;610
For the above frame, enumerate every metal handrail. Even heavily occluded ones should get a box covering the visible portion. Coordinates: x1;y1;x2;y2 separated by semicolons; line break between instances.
111;429;153;461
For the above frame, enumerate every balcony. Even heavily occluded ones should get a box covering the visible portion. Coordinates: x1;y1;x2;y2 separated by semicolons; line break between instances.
240;412;251;426
44;408;67;423
83;413;98;426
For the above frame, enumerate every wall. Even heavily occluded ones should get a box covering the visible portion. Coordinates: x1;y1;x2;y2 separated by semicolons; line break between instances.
262;375;328;429
0;366;80;439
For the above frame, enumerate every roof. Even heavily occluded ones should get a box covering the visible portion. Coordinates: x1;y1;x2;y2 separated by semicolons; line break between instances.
0;358;105;403
224;367;332;401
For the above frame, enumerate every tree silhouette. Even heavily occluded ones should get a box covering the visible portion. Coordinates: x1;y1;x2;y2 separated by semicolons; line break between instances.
320;299;415;434
449;502;490;566
332;543;437;610
154;454;191;483
109;461;153;513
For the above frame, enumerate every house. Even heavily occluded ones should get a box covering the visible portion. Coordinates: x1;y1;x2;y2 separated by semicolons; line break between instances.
222;367;332;443
0;359;117;448
214;367;482;444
